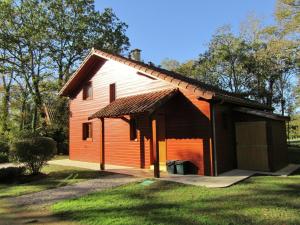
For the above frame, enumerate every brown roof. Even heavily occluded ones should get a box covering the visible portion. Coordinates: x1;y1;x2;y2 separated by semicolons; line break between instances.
233;107;290;121
60;48;272;111
89;88;179;119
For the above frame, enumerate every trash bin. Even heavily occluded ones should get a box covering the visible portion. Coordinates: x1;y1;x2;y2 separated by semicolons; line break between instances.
175;160;189;175
166;160;176;174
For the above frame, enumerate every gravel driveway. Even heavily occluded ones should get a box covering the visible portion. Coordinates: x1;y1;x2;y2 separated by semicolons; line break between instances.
7;174;143;207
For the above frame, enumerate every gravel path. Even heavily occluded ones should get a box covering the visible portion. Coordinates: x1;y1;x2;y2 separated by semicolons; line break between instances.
7;174;143;207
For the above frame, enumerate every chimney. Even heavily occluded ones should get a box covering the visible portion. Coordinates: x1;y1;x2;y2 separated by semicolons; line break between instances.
130;49;141;61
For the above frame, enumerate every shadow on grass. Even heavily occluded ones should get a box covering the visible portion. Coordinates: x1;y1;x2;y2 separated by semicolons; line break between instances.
51;172;300;225
0;169;115;199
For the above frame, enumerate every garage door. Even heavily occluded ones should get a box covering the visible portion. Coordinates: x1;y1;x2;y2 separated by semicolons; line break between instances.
235;121;269;171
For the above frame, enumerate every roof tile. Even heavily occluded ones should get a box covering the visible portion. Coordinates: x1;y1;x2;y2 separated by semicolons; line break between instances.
89;88;178;119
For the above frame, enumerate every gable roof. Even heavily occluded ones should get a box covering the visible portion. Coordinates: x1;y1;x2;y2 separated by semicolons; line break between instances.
60;48;272;111
89;88;178;119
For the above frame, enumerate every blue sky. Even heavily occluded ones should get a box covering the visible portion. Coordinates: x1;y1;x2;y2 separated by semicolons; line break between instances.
96;0;277;64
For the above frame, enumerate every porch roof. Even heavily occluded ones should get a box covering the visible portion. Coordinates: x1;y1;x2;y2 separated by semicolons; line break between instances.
88;88;179;119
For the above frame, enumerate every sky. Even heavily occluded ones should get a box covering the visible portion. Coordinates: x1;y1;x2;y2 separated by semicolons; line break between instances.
96;0;277;65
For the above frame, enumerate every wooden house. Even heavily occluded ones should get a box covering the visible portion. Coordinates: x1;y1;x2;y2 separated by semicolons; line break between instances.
59;49;289;177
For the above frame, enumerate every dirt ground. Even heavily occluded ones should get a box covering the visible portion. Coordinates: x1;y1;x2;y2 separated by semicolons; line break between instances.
0;200;77;225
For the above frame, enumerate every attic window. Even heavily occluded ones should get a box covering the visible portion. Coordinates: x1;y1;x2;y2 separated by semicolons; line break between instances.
83;82;93;100
110;83;116;103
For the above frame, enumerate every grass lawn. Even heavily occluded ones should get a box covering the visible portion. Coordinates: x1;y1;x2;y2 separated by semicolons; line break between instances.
52;169;300;225
0;164;110;199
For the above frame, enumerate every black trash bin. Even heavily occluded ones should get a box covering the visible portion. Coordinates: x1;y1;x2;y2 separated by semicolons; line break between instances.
175;160;189;175
166;160;176;174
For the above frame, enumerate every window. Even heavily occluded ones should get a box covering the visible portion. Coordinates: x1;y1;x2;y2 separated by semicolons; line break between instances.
83;122;93;140
109;83;116;103
83;82;93;100
130;118;137;140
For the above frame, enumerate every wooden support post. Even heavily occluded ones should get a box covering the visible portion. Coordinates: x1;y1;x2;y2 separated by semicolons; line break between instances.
100;118;105;170
151;118;160;178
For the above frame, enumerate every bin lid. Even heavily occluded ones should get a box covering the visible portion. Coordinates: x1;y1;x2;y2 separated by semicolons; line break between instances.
175;160;189;164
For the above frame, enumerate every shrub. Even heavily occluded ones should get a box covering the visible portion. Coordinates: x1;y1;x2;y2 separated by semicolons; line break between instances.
0;152;9;163
0;136;10;163
11;137;56;175
0;166;26;182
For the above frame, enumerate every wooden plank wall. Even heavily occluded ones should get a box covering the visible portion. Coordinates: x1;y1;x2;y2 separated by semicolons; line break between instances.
235;121;270;171
214;104;236;174
268;120;288;171
163;92;213;176
69;59;172;167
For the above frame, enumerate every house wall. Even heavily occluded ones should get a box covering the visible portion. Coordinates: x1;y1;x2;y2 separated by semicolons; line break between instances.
214;104;236;174
163;92;213;176
69;59;172;168
267;120;288;171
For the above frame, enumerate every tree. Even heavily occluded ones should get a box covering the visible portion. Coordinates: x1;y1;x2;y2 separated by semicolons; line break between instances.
0;0;130;135
45;1;129;88
0;50;14;134
160;58;180;71
275;0;300;35
275;0;300;108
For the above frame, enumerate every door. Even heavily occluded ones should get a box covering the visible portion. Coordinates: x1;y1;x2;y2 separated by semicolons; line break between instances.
157;114;167;171
235;121;269;171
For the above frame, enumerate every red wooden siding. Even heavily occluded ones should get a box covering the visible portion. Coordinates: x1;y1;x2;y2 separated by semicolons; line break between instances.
69;59;172;167
162;92;213;176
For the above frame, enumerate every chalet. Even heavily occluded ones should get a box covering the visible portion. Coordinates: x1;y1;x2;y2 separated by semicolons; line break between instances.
59;48;289;177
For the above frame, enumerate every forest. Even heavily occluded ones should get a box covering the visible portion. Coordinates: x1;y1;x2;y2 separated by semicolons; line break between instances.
0;0;299;155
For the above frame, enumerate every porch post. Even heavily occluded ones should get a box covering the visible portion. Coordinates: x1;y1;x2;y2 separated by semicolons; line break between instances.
151;117;160;178
100;117;105;170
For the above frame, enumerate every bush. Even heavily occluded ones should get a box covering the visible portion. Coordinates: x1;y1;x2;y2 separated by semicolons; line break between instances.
11;137;56;175
0;166;26;182
0;152;9;163
0;137;10;163
0;140;9;154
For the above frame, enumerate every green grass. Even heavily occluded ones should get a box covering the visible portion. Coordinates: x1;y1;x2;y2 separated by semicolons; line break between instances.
52;169;300;225
288;139;300;148
0;164;110;199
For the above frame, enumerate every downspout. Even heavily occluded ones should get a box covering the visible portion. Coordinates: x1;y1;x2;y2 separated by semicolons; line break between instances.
211;102;218;176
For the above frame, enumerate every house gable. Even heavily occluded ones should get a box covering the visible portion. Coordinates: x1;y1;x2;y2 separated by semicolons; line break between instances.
60;48;273;111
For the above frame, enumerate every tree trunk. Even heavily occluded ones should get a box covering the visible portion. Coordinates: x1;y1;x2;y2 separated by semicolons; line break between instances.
1;87;10;133
0;75;12;134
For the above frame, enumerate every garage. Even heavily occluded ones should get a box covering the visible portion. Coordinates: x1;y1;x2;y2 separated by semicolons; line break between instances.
234;107;289;172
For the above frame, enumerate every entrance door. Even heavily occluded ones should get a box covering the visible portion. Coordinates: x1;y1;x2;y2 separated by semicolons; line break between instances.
235;121;269;171
157;114;167;171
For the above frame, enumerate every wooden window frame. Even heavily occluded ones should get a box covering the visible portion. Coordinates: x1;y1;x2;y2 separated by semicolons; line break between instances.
83;82;93;100
130;118;137;141
83;122;93;141
109;83;116;103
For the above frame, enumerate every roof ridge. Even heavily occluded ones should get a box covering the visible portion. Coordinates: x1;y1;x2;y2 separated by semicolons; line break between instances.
92;49;271;110
59;48;272;111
